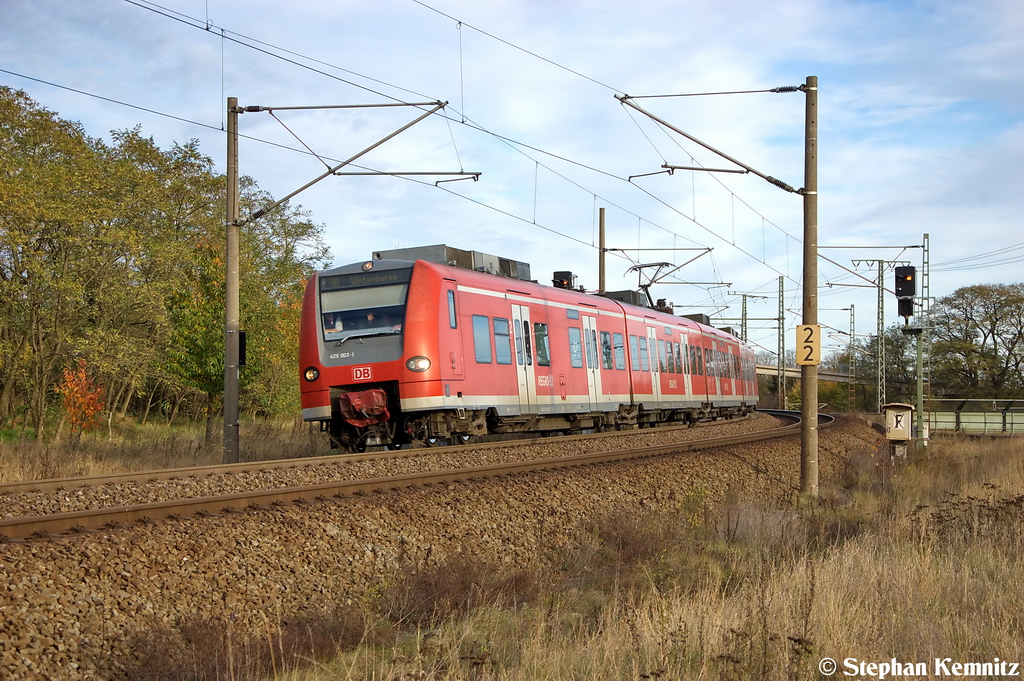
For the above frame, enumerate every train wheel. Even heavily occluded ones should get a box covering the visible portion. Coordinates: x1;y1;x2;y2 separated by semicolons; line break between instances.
455;433;472;445
426;435;446;447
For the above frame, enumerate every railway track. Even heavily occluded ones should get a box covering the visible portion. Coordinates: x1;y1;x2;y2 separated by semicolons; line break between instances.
0;410;825;542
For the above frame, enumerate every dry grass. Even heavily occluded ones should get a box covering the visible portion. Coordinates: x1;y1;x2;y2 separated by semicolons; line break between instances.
13;424;1024;679
0;417;332;482
265;434;1024;681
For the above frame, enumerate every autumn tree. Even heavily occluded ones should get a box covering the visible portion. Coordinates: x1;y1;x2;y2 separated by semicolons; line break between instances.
930;283;1024;398
56;359;106;445
0;87;330;439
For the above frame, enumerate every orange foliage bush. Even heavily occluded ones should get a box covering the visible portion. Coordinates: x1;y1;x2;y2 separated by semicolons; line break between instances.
57;359;106;442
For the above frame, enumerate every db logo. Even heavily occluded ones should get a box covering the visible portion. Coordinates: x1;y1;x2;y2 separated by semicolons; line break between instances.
352;366;373;381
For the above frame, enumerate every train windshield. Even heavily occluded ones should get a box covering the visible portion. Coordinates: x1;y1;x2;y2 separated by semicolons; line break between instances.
320;282;409;343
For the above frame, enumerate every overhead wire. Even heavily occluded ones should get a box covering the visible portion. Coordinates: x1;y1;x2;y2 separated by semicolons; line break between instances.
24;0;807;327
125;0;745;273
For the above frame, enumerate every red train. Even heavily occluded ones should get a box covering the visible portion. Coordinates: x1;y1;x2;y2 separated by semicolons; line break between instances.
299;246;758;451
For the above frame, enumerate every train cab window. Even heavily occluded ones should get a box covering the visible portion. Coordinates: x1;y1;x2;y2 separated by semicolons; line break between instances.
614;333;626;370
447;290;457;329
534;323;551;367
639;337;650;372
600;331;614;370
494;318;512;365
320;279;409;343
629;335;640;371
472;315;492;363
568;327;584;368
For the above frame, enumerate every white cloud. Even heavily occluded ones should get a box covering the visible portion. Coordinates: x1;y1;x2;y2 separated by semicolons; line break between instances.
1;0;1021;351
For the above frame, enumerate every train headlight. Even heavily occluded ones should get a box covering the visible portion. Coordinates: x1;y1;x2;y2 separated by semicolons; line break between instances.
303;367;320;382
406;356;431;372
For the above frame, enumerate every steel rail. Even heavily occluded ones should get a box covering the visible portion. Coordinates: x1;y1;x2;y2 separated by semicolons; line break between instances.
0;415;748;496
1;410;820;542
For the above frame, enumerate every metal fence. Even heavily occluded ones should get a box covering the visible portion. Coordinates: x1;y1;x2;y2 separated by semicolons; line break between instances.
927;399;1024;434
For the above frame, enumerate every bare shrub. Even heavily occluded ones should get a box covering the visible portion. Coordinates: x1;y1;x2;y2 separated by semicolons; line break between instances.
123;606;372;681
372;556;541;627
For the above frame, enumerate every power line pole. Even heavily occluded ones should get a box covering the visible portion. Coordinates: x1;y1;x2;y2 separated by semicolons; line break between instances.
779;276;786;409
799;75;818;498
917;232;930;447
224;97;241;464
877;260;885;412
848;304;856;412
222;97;466;464
615;81;816;492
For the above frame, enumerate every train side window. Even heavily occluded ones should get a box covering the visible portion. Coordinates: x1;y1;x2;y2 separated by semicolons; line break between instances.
447;290;457;329
586;329;598;369
514;319;533;366
675;342;684;374
534;323;551;367
472;315;492;364
629;335;640;371
600;331;614;370
658;339;668;373
665;340;675;373
494;318;512;365
705;347;714;377
613;333;626;370
639;337;650;372
524;321;533;365
568;327;584;368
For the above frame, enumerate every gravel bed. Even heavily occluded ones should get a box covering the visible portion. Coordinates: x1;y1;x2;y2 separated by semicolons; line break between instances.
0;414;885;679
1;414;780;521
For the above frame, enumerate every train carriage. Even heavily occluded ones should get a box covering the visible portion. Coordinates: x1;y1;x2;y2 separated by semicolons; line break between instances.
300;246;758;451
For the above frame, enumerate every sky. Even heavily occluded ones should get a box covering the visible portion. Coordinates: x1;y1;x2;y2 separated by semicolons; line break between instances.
3;0;1023;360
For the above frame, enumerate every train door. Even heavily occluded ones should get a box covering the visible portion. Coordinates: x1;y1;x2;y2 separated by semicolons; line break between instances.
646;326;663;404
511;304;536;414
583;315;602;410
444;281;464;380
705;335;720;396
680;332;693;397
720;342;733;396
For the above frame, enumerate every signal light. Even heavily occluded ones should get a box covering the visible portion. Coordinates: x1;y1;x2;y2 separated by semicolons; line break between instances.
895;266;916;298
898;298;914;319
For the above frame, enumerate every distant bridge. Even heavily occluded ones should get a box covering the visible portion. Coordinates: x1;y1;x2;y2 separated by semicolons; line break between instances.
756;364;872;385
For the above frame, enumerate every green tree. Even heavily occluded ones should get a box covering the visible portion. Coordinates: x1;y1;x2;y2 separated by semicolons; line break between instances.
0;87;106;437
930;284;1024;398
0;87;330;440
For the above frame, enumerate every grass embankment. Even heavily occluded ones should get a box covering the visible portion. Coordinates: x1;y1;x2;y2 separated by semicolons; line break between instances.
7;425;1024;679
0;419;331;482
131;431;1024;680
267;434;1024;681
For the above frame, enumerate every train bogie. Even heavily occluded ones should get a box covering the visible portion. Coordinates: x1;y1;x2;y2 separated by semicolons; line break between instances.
300;250;758;451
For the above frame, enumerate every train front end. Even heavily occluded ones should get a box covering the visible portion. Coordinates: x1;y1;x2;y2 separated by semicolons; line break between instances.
299;259;438;450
